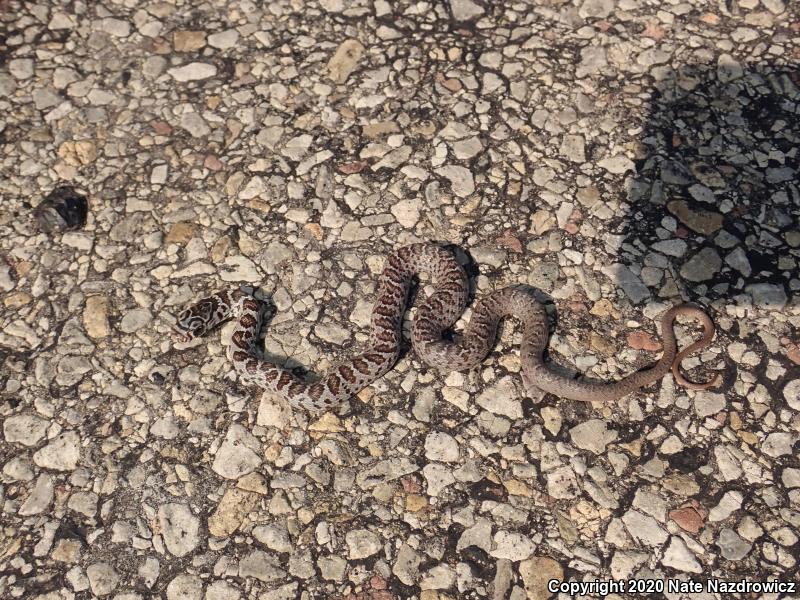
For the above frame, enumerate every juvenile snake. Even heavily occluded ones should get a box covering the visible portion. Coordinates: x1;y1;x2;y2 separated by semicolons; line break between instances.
174;243;719;411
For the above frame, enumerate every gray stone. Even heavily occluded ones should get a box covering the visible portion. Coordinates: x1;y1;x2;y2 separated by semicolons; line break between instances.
661;536;702;573
180;112;211;137
762;432;795;457
87;562;119;596
345;529;381;559
208;29;239;49
680;248;722;282
491;530;536;561
570;420;618;454
33;431;80;471
578;0;613;18
239;551;286;582
425;432;460;462
547;466;579;500
205;580;241;600
602;264;650;303
451;0;484;20
19;474;54;515
3;414;49;446
784;379;800;411
694;392;726;418
120;309;152;333
434;165;475;197
717;528;751;560
393;544;421;585
622;510;668;546
745;283;787;309
166;574;203;600
709;490;743;522
212;424;262;479
168;62;217;82
158;503;200;557
423;462;455;496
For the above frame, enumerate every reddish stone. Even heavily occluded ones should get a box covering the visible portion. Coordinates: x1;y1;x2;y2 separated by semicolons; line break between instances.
401;475;421;494
669;500;708;534
204;154;224;171
151;120;172;135
564;222;579;234
369;575;388;590
641;21;667;40
594;20;612;32
627;330;661;352
337;161;367;174
495;230;523;253
781;339;800;366
674;226;689;238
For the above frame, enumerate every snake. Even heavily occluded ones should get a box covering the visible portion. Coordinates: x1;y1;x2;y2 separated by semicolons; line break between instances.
174;243;719;412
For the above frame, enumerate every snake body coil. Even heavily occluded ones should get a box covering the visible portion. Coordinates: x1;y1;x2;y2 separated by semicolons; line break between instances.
175;244;718;411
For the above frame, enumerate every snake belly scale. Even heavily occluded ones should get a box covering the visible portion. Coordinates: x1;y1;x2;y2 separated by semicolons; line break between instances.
174;243;719;411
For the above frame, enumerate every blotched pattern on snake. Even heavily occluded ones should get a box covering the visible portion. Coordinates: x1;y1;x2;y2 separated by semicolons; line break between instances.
174;243;719;411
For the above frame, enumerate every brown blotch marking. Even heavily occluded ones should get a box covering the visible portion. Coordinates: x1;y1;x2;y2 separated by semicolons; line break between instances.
232;331;250;349
364;352;386;365
373;302;398;317
240;313;258;329
372;343;395;354
288;382;306;397
246;360;258;374
232;350;250;362
261;367;279;382
327;374;341;396
309;383;325;401
276;371;292;390
338;364;356;384
352;358;370;375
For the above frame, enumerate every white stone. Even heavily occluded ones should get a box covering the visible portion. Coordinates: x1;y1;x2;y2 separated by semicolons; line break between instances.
346;529;381;559
661;537;702;573
762;432;795;457
491;530;536;561
569;419;618;454
208;29;239;49
424;432;460;462
3;414;49;446
220;256;261;282
423;462;455;496
212;423;262;479
622;510;668;546
158;503;200;557
476;376;522;419
434;165;475;197
33;431;80;471
87;562;120;596
391;198;421;228
168;62;217;82
598;155;635;174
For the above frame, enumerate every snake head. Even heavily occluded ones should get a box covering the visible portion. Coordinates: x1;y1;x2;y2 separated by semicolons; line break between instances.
174;301;214;342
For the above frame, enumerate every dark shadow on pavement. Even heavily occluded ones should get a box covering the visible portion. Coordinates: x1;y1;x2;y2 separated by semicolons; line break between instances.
619;63;799;310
